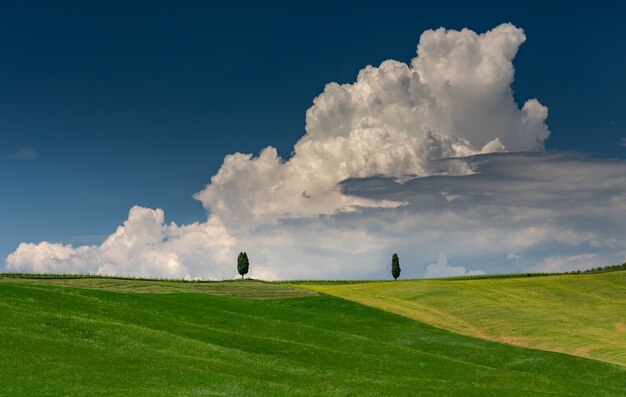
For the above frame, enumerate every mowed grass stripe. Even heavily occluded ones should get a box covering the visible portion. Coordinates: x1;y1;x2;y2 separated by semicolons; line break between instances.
0;276;315;299
300;271;626;365
1;278;624;396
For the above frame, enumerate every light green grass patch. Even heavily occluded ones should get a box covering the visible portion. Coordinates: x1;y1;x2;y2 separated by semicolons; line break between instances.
300;271;626;365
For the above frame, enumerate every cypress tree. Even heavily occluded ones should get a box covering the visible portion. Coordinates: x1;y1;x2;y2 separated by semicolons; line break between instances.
237;251;249;279
391;253;401;280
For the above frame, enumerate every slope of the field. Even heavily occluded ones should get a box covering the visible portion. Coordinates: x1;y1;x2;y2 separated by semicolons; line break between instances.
1;276;624;396
300;271;626;366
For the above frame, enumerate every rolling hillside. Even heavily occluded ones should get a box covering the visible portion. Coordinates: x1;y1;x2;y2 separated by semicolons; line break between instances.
301;271;626;365
0;275;624;396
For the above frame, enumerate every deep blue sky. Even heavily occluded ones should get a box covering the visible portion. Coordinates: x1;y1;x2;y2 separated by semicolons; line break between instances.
1;1;625;260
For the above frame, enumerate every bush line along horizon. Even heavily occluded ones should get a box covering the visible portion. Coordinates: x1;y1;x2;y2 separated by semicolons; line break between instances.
230;253;626;281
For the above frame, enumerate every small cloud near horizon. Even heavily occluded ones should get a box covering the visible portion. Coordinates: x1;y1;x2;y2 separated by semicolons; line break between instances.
423;255;484;279
507;252;522;261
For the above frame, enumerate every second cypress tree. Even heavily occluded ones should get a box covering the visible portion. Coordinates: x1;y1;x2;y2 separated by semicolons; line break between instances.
391;253;401;280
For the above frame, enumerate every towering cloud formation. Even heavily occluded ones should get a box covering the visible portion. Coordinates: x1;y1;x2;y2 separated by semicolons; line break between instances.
10;24;622;280
195;23;549;220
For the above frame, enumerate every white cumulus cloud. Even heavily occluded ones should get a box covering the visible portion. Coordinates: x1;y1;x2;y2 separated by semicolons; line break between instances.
7;206;238;280
13;24;625;281
195;23;548;221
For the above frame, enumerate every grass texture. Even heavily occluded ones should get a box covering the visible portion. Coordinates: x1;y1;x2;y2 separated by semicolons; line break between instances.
0;276;624;396
301;271;626;365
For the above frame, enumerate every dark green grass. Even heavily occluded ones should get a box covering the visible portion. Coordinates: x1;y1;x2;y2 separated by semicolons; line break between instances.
0;278;624;396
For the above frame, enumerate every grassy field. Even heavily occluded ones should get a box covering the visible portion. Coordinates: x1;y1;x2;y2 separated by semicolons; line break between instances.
0;276;316;299
301;271;626;366
1;276;625;396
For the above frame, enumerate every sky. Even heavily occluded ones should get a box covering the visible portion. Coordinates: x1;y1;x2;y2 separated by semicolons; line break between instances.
2;1;626;279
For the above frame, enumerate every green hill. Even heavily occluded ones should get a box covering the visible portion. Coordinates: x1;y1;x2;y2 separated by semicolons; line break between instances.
301;271;626;366
1;275;624;396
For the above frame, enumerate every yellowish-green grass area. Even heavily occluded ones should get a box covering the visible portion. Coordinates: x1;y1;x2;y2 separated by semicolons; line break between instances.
0;276;316;299
299;271;626;366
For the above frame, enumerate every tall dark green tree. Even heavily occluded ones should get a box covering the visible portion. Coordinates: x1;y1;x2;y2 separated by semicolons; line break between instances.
237;252;249;279
391;253;401;280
